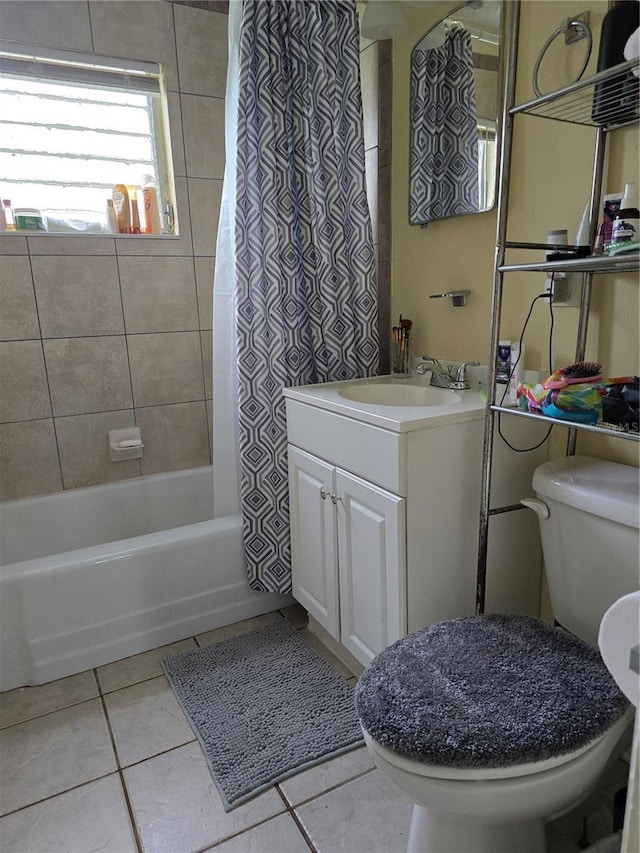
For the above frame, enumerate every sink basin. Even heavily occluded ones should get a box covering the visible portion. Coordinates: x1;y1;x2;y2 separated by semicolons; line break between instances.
338;382;461;407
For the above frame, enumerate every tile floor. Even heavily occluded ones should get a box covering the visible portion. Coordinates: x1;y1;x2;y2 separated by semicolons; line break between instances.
0;606;628;853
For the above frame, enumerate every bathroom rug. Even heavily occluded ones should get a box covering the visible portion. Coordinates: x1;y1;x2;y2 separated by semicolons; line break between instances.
162;618;363;811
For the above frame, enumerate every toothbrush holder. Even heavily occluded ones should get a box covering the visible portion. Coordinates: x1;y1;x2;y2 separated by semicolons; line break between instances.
391;334;411;376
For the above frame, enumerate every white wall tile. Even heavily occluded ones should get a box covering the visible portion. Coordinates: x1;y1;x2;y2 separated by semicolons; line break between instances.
127;331;204;407
0;420;62;500
182;94;225;179
55;410;140;489
89;0;179;91
0;0;92;50
188;178;222;257
44;336;133;416
174;4;228;97
0;235;27;255
32;256;124;338
27;235;115;256
119;256;198;333
0;257;39;341
136;401;210;474
0;341;51;422
195;256;215;330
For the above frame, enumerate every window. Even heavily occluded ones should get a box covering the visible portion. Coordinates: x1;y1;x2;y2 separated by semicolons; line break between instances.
0;43;177;235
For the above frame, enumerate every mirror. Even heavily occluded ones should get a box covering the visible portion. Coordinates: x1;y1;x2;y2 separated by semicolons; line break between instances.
409;1;502;226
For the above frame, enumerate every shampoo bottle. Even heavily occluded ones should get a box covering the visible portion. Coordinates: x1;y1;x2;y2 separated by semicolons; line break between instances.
128;186;141;234
112;184;130;234
142;174;162;234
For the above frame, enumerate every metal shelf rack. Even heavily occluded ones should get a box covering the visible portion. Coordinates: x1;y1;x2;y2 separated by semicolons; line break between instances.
476;1;639;614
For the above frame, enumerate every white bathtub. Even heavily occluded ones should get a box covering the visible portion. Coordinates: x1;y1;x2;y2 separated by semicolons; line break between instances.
0;466;292;692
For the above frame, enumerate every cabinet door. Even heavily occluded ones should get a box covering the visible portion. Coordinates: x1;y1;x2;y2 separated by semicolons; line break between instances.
287;446;339;638
336;469;406;666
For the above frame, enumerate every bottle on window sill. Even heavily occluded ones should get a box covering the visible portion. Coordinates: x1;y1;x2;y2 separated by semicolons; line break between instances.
112;184;130;234
2;199;15;231
128;186;141;234
105;199;118;234
142;174;162;234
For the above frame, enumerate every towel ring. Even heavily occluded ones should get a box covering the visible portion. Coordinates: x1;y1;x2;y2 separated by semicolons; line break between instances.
532;19;593;98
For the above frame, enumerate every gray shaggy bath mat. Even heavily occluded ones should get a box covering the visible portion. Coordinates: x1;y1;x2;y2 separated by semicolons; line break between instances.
355;614;629;768
162;618;363;810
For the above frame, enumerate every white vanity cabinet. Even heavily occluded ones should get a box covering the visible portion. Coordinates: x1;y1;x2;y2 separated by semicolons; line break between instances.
288;444;405;665
284;375;549;668
284;383;495;667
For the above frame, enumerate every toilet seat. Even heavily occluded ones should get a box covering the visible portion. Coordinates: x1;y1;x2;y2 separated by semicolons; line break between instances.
363;709;633;781
355;614;630;771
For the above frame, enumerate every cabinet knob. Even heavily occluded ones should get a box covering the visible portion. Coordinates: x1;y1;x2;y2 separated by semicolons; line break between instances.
320;487;328;500
330;493;341;505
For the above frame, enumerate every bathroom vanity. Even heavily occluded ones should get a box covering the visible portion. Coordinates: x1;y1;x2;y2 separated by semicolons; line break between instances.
284;374;548;667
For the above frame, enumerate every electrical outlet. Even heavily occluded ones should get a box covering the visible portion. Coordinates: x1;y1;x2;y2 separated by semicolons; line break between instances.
544;274;582;307
543;276;555;302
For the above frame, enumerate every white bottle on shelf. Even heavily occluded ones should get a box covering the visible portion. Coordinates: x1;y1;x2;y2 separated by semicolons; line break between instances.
105;199;117;233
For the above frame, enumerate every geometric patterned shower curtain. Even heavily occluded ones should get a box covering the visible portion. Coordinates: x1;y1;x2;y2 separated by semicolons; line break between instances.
409;24;479;225
235;0;379;593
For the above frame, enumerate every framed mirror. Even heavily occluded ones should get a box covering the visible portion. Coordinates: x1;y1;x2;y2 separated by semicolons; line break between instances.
409;0;502;226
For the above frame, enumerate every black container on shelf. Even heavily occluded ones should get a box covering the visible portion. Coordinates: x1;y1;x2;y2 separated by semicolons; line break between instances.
592;0;640;125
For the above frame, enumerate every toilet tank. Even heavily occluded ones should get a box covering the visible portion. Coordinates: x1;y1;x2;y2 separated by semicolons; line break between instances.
532;455;639;647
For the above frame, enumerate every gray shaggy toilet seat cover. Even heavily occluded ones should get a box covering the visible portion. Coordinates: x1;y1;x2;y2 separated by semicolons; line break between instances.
355;614;629;768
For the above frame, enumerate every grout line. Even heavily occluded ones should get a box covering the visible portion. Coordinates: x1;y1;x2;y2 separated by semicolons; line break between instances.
0;770;117;821
98;691;144;853
274;785;317;852
0;693;101;734
26;248;64;488
278;766;376;813
112;250;143;478
117;766;144;853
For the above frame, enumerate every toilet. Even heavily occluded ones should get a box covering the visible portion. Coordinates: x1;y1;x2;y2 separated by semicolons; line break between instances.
355;455;639;853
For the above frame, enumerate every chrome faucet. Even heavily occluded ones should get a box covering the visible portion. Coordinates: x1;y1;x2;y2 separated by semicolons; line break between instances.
415;356;451;388
415;356;480;391
451;360;480;390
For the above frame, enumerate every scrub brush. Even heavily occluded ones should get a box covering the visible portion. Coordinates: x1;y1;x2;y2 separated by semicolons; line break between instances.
543;361;602;390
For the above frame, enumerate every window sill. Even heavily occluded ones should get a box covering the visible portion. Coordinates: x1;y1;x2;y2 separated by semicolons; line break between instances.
0;231;179;239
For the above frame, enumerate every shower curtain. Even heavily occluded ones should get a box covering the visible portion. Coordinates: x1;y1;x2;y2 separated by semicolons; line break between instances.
409;24;479;224
213;0;378;594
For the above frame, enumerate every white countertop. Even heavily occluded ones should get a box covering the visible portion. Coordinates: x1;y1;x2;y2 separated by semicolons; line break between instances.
283;374;487;433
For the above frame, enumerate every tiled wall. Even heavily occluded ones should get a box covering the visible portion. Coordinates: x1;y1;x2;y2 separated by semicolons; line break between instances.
0;0;227;500
0;0;385;502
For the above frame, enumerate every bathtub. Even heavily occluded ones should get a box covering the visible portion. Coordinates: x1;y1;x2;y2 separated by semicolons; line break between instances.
0;466;292;692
